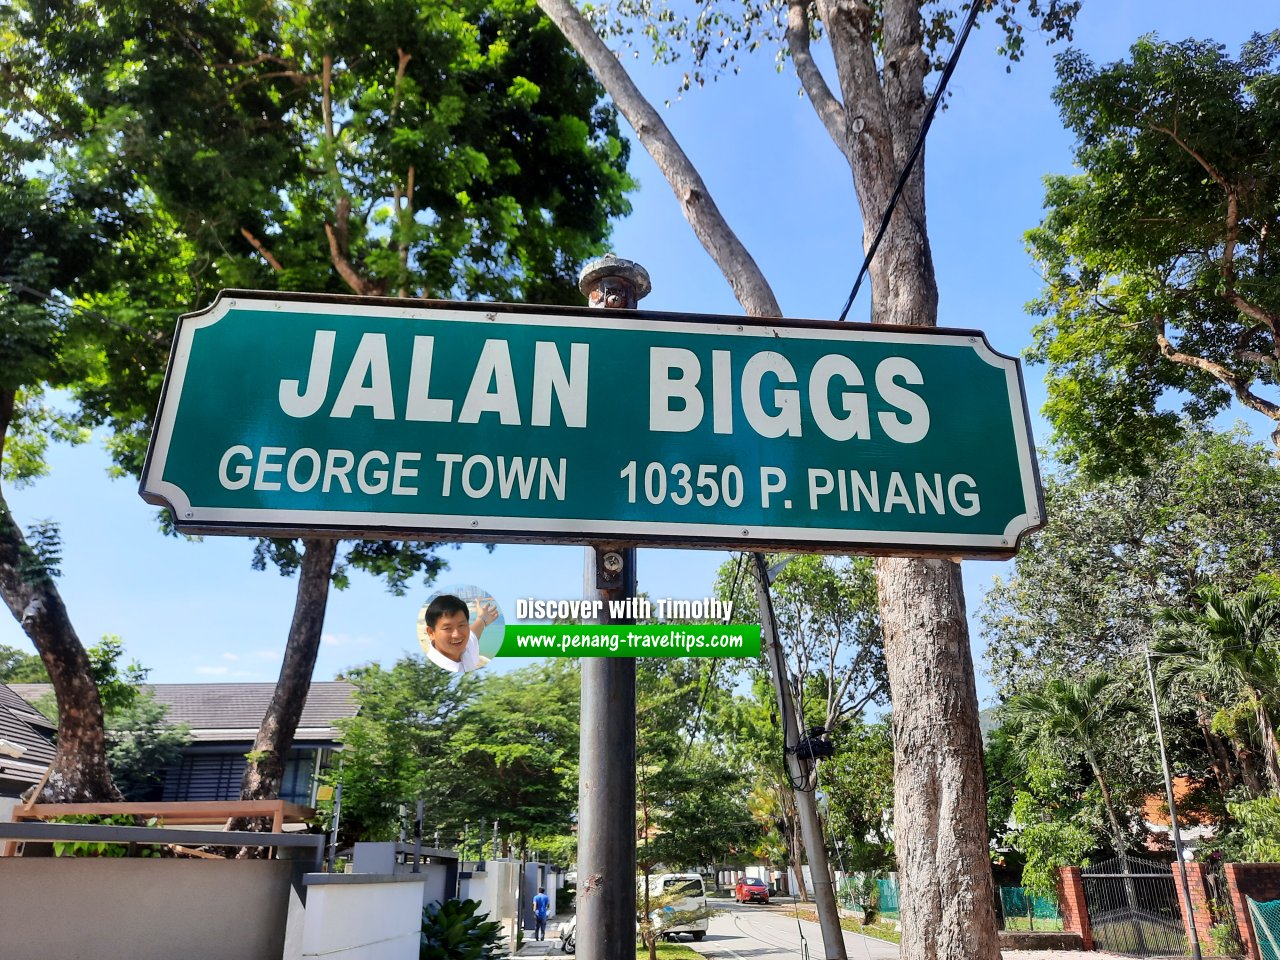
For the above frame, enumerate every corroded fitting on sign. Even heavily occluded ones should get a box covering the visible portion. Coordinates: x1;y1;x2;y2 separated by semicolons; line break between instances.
578;254;651;309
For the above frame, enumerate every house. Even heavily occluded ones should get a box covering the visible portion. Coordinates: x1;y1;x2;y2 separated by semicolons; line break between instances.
1142;775;1216;853
10;681;357;806
0;682;56;812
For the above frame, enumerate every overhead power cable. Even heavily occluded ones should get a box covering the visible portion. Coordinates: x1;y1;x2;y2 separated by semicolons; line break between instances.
836;0;986;323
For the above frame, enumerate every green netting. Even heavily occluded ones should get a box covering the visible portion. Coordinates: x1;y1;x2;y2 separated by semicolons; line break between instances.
835;877;857;908
1000;885;1062;922
834;874;899;920
1248;897;1280;960
877;877;900;920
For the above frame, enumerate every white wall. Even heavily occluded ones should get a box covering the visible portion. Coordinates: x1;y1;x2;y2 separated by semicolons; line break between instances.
0;859;302;960
293;874;426;960
459;859;519;945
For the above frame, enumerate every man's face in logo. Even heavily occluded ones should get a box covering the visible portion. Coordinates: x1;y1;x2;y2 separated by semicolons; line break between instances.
427;610;471;662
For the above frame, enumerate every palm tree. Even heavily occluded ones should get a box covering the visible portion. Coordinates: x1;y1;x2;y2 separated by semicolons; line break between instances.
1005;673;1137;858
1007;672;1146;949
1157;585;1280;794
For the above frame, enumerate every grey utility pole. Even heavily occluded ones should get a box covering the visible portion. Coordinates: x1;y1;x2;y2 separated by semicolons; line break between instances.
1145;646;1203;960
751;552;848;960
576;254;650;960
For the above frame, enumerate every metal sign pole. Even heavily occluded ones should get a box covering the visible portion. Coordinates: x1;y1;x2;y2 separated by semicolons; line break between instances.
577;255;649;960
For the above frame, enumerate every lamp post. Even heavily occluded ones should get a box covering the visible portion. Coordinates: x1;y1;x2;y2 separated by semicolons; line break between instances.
1144;645;1203;960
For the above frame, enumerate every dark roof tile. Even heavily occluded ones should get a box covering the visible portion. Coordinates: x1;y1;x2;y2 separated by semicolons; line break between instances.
10;682;357;742
0;682;56;779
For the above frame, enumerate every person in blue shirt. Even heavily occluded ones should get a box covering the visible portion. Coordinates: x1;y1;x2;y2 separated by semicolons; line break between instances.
533;887;551;941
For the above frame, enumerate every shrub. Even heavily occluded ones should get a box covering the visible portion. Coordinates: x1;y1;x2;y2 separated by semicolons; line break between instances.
421;899;504;960
1226;796;1280;862
1208;921;1244;959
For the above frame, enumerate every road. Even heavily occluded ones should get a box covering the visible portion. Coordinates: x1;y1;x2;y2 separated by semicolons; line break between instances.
685;899;900;960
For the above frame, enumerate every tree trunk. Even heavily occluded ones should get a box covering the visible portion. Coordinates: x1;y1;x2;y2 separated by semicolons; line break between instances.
1251;691;1280;794
1195;706;1237;795
1232;734;1267;797
1088;751;1148;953
0;388;120;802
1086;751;1128;855
230;536;338;842
779;790;810;903
791;822;809;904
878;558;998;960
536;3;999;958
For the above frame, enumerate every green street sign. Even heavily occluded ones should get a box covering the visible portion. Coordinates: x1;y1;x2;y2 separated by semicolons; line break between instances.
140;290;1044;557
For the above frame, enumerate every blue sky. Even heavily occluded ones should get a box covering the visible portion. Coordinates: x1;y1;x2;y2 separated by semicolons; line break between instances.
1;1;1271;705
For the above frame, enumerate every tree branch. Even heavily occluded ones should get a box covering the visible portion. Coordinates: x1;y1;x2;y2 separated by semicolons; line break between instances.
322;54;335;144
390;48;412;126
1237;349;1276;368
240;227;284;272
318;53;373;295
398;164;416;298
786;0;850;163
813;0;895;206
213;53;301;71
229;70;313;93
0;66;75;142
535;0;781;318
1152;315;1280;423
0;388;13;464
1149;123;1231;192
325;222;368;296
1224;290;1280;336
1149;123;1241;287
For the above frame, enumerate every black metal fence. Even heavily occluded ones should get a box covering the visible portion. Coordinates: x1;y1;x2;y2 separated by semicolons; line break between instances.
1082;855;1187;957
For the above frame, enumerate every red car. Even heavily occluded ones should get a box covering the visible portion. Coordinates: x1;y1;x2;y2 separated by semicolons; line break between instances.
735;878;770;904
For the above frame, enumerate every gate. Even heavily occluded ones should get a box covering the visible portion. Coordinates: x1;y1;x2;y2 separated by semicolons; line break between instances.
1081;856;1187;957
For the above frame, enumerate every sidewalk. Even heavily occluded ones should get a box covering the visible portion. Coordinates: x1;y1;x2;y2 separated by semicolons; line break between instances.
517;938;564;957
516;913;566;956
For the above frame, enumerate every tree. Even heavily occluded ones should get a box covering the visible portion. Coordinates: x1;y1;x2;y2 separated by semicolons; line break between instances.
106;692;191;802
331;657;582;850
715;553;887;903
330;655;474;842
822;718;895;873
1157;584;1280;792
982;425;1280;697
635;658;757;888
0;157;125;800
1003;746;1096;902
723;555;886;736
446;661;582;852
19;637;187;802
1005;673;1140;859
532;2;1082;957
1026;32;1280;475
0;642;49;683
1005;671;1156;946
728;676;812;901
2;0;634;819
981;425;1280;811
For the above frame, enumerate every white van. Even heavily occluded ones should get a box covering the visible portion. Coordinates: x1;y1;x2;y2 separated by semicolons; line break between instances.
645;873;709;941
